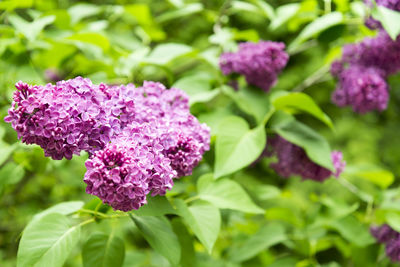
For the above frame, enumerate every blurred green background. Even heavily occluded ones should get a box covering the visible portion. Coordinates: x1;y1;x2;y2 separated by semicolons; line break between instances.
1;0;400;266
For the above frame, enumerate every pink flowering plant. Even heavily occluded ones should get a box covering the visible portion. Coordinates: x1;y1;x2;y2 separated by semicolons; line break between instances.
1;0;400;266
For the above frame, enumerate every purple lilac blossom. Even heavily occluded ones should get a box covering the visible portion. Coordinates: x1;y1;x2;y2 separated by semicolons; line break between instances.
370;224;400;262
219;41;289;92
370;224;400;244
386;237;400;262
84;122;177;211
331;66;389;114
266;136;345;182
5;78;210;211
4;78;110;160
331;31;400;113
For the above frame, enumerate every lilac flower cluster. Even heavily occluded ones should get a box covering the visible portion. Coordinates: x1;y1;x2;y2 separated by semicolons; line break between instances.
5;77;210;211
266;136;345;182
371;224;400;262
331;31;400;113
219;41;289;92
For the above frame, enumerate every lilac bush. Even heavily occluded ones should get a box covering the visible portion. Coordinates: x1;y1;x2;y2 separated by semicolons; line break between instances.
219;41;289;92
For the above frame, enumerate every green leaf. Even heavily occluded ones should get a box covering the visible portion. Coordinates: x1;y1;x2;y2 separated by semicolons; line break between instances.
0;162;24;190
175;199;221;253
386;212;400;232
197;175;264;214
8;15;55;42
135;195;177;216
66;33;110;51
129;215;180;265
68;3;101;25
171;218;195;267
269;3;300;30
17;213;81;267
32;201;84;222
327;215;374;247
82;233;125;267
156;3;203;23
228;223;287;262
289;12;343;52
372;6;400;40
274;119;334;170
251;0;275;18
172;74;220;106
214;116;266;178
0;143;17;166
345;164;394;189
143;43;194;65
221;85;271;123
272;92;333;129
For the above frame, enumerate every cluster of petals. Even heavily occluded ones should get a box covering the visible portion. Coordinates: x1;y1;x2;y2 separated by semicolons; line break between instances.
266;136;345;182
371;224;400;262
331;31;400;113
219;41;289;92
5;77;210;211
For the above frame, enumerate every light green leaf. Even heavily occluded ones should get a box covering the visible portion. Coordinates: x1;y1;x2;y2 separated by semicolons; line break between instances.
274;119;334;170
172;74;220;105
272;92;333;129
327;215;374;247
156;3;203;23
134;195;177;216
17;213;81;267
372;6;400;40
66;33;110;51
228;223;287;262
32;201;84;222
0;162;24;190
8;15;55;41
214;116;266;178
68;3;101;25
143;43;194;65
129;215;180;265
269;3;300;30
386;212;400;232
82;233;125;267
175;199;221;253
0;143;17;166
221;86;272;123
345;164;394;189
252;0;275;18
289;12;343;52
197;175;264;214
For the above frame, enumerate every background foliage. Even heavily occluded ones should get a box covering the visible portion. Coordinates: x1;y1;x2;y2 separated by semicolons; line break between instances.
1;0;400;266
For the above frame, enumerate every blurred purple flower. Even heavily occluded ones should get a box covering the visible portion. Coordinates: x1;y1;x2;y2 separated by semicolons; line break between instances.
219;41;289;92
266;136;345;182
